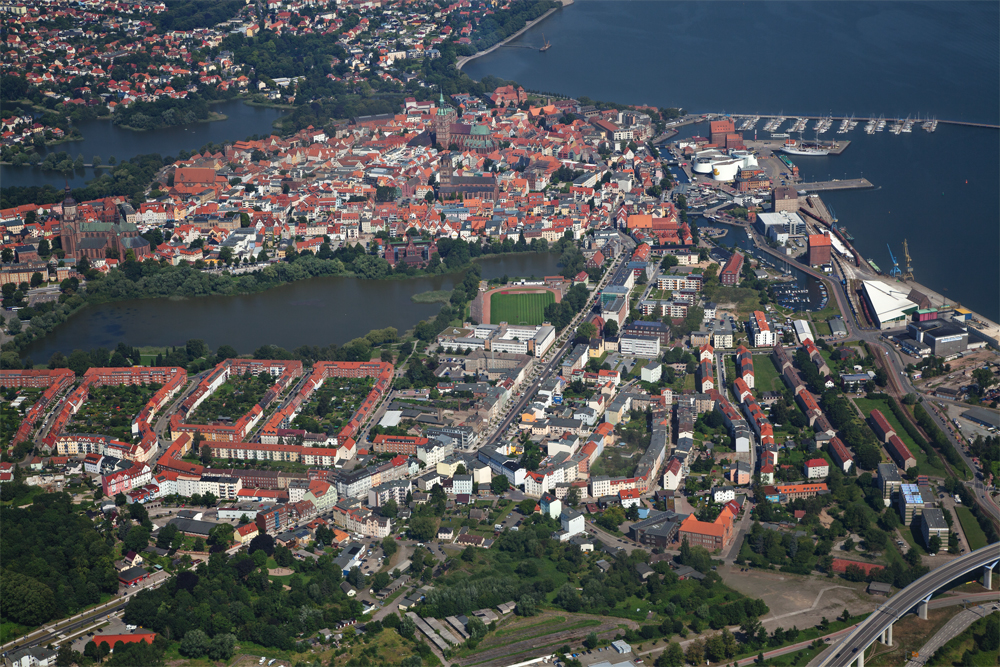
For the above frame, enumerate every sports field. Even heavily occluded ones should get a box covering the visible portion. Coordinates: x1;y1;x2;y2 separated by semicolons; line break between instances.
489;291;554;325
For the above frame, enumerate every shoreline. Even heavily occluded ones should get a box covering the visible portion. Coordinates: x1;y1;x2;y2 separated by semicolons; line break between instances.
456;0;573;71
113;111;228;133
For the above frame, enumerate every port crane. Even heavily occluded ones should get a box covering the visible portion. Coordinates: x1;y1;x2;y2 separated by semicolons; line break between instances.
902;239;914;280
887;243;901;277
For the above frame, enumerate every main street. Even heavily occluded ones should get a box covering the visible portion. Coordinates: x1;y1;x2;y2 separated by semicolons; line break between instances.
486;234;634;448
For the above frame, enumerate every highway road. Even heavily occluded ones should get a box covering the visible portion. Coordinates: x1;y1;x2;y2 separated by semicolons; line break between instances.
903;601;997;667
816;544;999;667
0;569;171;656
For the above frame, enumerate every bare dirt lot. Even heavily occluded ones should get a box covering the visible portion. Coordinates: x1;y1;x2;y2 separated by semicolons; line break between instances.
718;564;875;629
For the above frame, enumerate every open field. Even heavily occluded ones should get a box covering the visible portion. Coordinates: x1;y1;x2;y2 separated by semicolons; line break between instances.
489;291;554;325
753;354;784;392
954;506;989;550
718;564;874;630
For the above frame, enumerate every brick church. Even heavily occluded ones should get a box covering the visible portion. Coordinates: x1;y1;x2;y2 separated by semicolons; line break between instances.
59;186;151;261
433;93;495;155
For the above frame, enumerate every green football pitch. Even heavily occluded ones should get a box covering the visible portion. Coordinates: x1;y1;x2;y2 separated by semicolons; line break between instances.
489;291;555;325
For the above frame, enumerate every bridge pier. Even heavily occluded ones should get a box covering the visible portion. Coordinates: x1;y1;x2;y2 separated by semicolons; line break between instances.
880;623;893;646
984;561;997;589
855;649;864;667
918;598;930;620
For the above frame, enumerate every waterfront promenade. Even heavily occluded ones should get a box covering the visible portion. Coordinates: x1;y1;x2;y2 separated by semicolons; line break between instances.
456;0;573;70
799;178;873;192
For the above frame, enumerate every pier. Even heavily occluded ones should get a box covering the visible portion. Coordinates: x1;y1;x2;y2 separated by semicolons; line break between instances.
797;178;874;192
716;113;999;131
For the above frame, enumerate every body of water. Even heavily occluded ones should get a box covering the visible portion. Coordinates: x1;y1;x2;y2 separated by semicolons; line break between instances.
1;100;286;189
465;1;999;322
21;253;562;363
704;218;826;311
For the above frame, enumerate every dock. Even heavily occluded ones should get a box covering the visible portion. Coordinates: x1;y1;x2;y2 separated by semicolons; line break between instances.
745;139;850;155
797;178;873;192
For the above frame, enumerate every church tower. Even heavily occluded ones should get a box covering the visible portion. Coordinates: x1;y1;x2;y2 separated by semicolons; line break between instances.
434;91;457;148
60;183;78;259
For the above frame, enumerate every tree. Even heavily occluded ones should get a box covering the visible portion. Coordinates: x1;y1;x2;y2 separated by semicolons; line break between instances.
706;634;726;662
467;616;488;640
491;476;510;494
685;639;705;666
30;272;43;288
657;642;684;667
603;319;619;338
180;629;210;657
578;322;597;339
398;615;416;639
199;444;213;466
382;536;398;558
381;498;398;518
515;594;537;616
518;499;537;515
584;632;599;649
248;533;275;556
409;516;436;541
461;546;476;563
274;545;293;567
207;634;237;661
928;534;942;553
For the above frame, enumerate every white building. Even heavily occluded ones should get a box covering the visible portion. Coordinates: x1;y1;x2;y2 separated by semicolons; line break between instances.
640;361;662;383
619;335;660;359
590;475;611;498
489;324;556;358
713;486;736;504
804;459;829;479
559;508;585;540
452;474;473;495
793;319;814;344
748;311;776;347
662;458;683;491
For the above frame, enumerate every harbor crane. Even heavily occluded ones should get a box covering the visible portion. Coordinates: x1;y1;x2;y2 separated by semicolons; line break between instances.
902;239;914;280
887;243;901;277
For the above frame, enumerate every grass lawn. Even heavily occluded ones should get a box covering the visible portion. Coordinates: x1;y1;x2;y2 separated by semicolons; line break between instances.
0;621;29;644
489;291;555;325
955;506;989;550
813;320;832;336
753;353;784;392
853;397;945;475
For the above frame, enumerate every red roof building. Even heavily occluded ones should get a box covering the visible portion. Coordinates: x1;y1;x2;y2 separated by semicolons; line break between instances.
719;252;744;286
90;632;157;648
886;434;916;471
869;409;896;444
